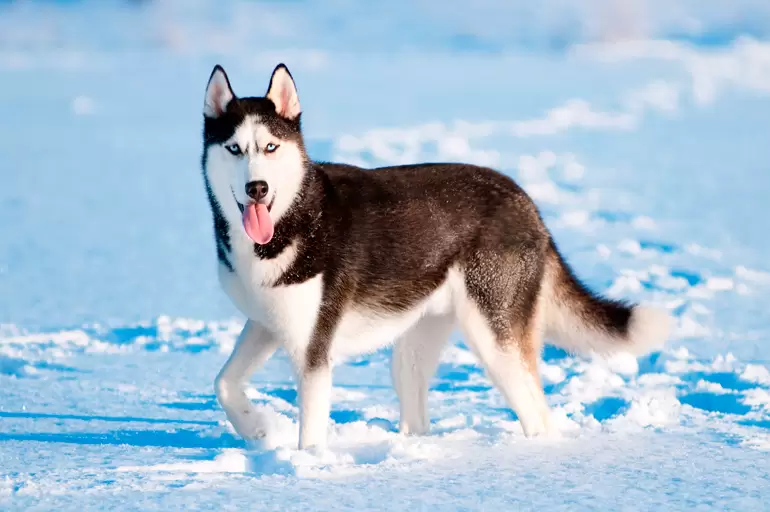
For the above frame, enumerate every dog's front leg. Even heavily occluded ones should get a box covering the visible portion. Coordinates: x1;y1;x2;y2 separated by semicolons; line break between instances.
293;299;342;451
215;320;279;440
297;361;333;450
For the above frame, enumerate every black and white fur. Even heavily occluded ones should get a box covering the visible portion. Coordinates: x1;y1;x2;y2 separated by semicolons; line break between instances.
202;64;671;449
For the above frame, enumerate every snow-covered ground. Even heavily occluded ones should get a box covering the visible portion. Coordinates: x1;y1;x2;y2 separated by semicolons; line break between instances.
1;1;769;509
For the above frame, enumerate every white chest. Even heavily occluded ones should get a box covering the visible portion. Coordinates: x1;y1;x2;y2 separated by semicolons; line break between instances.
218;249;323;353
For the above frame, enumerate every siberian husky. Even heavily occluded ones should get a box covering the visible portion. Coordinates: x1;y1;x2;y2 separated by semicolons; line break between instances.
201;63;671;449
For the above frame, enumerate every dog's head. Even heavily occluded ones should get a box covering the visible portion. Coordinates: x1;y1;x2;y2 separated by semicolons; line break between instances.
202;64;306;244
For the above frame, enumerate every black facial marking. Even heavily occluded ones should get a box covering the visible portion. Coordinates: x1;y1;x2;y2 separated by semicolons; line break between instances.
203;97;302;147
231;189;244;214
216;241;233;273
201;154;233;273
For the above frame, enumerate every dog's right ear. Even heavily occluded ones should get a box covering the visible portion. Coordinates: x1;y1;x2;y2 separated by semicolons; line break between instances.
203;65;235;118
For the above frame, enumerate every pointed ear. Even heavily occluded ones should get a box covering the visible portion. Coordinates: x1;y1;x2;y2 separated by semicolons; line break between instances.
203;65;235;118
266;64;301;120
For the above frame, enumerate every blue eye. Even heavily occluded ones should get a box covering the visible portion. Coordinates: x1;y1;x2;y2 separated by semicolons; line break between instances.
225;143;242;155
265;143;279;153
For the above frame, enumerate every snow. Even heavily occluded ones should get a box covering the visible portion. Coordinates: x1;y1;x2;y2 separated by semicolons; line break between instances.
1;0;770;510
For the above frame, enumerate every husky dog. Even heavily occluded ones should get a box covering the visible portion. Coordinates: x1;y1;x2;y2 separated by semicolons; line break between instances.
201;63;670;449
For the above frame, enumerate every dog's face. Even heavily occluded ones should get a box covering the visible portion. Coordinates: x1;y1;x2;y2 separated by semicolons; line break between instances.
202;64;306;228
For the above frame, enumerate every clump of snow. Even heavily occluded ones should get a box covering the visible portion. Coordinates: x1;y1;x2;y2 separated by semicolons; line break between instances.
517;152;555;181
361;406;399;423
685;243;723;261
742;388;770;409
559;210;591;228
440;345;477;366
672;347;691;359
330;388;368;402
624;80;681;114
603;353;640;376
637;373;682;387
617;239;642;255
561;155;585;181
673;315;712;339
742;434;770;452
596;244;612;258
632;216;656;230
741;364;770;385
118;449;251;474
576;39;770;105
706;277;734;291
523;181;562;204
735;265;770;285
540;363;566;384
606;274;644;295
0;317;244;356
695;380;732;394
0;353;35;378
711;353;739;372
609;390;681;429
511;99;635;136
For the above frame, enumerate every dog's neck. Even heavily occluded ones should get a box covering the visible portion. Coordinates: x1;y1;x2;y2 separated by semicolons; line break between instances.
249;161;324;260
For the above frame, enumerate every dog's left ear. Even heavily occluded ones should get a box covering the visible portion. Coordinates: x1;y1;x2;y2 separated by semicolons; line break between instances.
266;64;301;121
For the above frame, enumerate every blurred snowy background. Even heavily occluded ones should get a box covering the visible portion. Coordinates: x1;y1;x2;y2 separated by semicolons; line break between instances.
1;1;769;510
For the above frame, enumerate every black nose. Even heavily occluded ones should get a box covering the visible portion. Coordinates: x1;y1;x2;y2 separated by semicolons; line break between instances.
245;180;269;202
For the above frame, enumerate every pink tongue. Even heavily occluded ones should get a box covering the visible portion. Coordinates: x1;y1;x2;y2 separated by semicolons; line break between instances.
242;203;274;245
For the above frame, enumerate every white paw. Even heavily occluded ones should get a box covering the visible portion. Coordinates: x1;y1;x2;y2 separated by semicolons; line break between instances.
523;421;562;441
244;435;268;452
243;427;267;441
399;421;429;436
227;410;269;442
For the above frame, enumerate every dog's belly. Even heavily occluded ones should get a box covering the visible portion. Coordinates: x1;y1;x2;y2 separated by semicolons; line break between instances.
219;261;457;361
330;279;455;360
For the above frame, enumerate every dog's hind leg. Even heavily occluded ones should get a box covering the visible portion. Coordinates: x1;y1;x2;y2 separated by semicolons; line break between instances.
455;250;555;438
391;315;454;435
458;302;553;437
215;320;279;440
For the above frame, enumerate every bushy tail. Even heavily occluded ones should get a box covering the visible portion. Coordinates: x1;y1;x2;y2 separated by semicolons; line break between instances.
541;239;671;356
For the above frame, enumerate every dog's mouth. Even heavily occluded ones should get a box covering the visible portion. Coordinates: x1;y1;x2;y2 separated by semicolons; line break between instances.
232;189;274;214
232;189;275;245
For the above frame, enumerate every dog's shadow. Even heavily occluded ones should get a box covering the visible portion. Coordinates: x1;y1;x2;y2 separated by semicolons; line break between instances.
0;410;243;450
